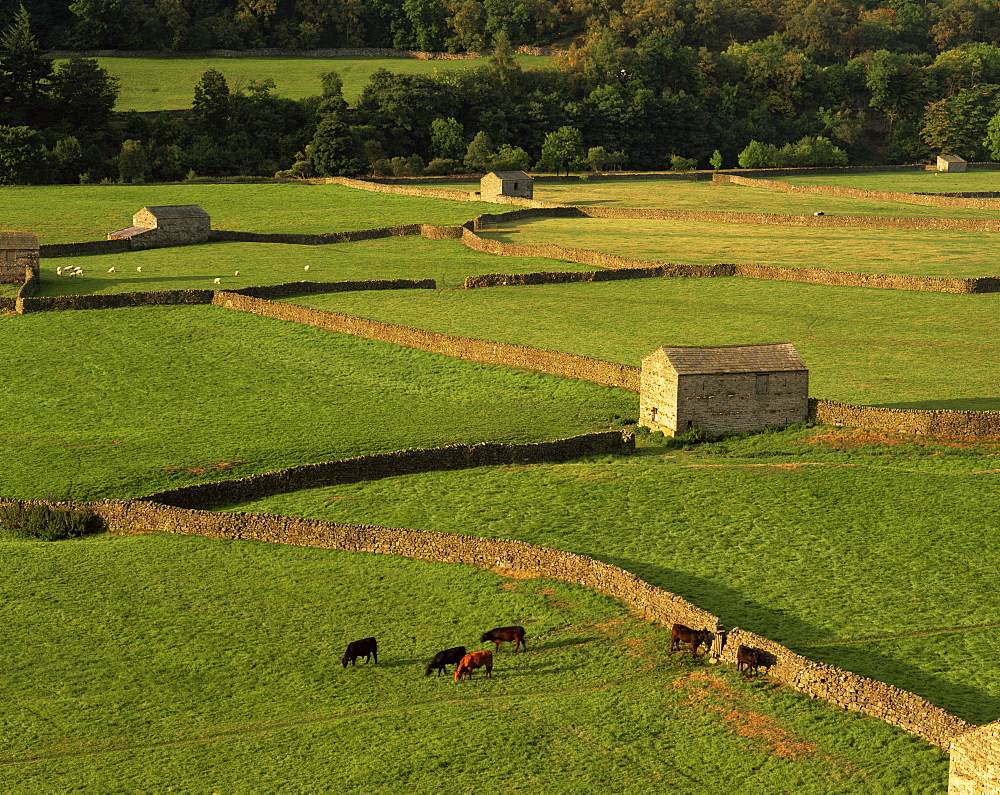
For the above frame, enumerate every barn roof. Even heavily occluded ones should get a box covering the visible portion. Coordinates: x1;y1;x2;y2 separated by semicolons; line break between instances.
0;232;39;249
651;343;807;374
139;205;209;218
485;171;531;181
937;154;967;163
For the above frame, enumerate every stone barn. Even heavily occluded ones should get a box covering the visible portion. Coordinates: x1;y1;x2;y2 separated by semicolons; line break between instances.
0;232;39;283
108;205;211;249
480;171;533;201
639;343;809;437
936;155;967;172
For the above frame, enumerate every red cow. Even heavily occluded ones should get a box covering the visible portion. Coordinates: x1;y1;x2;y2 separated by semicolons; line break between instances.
454;650;493;681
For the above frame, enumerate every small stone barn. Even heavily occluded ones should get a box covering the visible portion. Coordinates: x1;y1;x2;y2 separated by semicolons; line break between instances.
0;232;40;283
936;155;967;172
480;171;533;201
108;205;211;249
639;343;809;437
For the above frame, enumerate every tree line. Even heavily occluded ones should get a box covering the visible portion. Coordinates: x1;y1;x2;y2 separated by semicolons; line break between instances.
11;0;1000;61
7;3;1000;184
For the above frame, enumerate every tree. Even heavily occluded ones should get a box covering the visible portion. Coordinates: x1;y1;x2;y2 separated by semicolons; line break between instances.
430;117;465;159
317;71;348;116
0;125;45;184
921;84;1000;159
536;125;585;175
310;113;364;176
192;69;231;134
491;143;530;170
737;139;778;167
47;58;119;133
118;139;148;183
0;4;52;126
464;130;493;171
710;149;724;169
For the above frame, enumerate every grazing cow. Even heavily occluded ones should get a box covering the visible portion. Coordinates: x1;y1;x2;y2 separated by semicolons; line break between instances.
736;645;761;676
341;637;378;668
480;625;527;653
424;646;467;677
454;650;493;681
670;623;713;657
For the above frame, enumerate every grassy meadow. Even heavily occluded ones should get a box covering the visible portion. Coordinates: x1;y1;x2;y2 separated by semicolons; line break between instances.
0;182;495;244
782;169;1000;193
60;54;555;111
225;426;1000;725
27;237;584;295
3;176;997;784
0;534;947;790
286;278;1000;409
0;305;634;501
476;215;1000;278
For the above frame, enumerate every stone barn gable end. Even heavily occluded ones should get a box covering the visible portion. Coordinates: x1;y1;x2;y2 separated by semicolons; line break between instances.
480;171;534;201
109;205;211;249
639;343;809;437
0;232;40;283
937;154;967;172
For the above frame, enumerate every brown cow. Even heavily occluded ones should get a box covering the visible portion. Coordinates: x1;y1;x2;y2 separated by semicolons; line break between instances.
480;625;526;653
670;623;713;657
736;645;760;676
454;650;493;681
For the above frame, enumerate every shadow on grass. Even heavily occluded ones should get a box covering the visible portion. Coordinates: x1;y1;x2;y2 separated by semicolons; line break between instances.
805;642;1000;725
607;557;999;724
874;397;1000;412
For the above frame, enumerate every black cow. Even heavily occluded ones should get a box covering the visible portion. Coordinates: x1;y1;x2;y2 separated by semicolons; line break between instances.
341;637;378;667
480;626;527;652
670;623;713;657
424;646;467;677
736;645;760;676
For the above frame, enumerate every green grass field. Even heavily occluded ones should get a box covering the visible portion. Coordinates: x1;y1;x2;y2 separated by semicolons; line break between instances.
782;170;1000;193
59;54;555;111
284;278;1000;409
0;306;634;501
0;534;947;790
0;182;494;244
224;427;1000;725
28;237;585;295
477;215;1000;278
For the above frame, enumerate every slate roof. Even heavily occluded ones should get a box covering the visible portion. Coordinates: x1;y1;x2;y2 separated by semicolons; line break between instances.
0;232;39;249
139;205;209;218
109;226;153;239
652;343;807;375
937;155;967;163
484;171;532;181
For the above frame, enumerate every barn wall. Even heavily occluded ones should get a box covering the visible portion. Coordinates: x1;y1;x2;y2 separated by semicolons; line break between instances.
673;371;810;436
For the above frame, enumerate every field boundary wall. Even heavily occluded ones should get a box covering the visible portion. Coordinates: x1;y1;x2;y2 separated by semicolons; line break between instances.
810;399;1000;437
139;432;633;507
3;483;969;749
464;210;1000;293
48;45;563;59
210;289;643;391
714;173;1000;210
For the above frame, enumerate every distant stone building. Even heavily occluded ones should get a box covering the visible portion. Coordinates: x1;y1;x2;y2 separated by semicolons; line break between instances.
936;155;967;172
640;343;809;437
0;232;40;283
108;205;211;249
480;171;533;201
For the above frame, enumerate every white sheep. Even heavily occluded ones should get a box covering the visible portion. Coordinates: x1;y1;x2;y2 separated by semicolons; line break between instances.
214;278;222;284
108;267;116;273
136;266;142;273
234;270;240;276
304;265;310;271
56;266;63;275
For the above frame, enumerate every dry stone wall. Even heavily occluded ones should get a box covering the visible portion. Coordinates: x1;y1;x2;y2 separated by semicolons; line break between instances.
810;399;1000;438
949;722;1000;793
212;290;643;391
141;432;632;508
16;288;216;313
41;240;132;258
